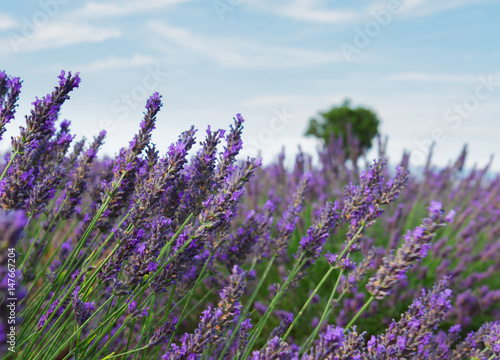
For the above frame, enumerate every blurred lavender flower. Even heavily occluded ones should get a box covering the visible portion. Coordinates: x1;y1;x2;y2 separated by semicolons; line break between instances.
0;71;22;140
272;173;310;258
221;208;272;269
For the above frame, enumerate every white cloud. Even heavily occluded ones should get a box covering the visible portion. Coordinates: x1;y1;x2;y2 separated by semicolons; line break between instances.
1;22;121;53
389;72;480;83
0;13;18;31
246;0;361;24
240;94;341;109
241;95;312;108
72;0;192;18
150;21;344;69
382;0;496;18
77;54;157;72
247;0;496;24
274;1;359;23
397;0;431;12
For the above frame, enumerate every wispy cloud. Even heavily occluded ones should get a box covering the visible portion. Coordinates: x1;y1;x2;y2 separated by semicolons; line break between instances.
240;94;337;108
150;21;343;69
247;0;361;24
0;13;18;31
77;54;157;72
389;72;481;83
71;0;192;18
248;0;496;24
1;22;121;53
396;0;497;18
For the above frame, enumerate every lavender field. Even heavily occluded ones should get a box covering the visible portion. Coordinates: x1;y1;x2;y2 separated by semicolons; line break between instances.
0;70;499;359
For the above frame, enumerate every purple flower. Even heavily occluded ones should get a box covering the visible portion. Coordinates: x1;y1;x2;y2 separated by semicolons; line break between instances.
251;336;293;360
148;317;178;347
297;202;339;263
0;71;22;140
273;174;310;258
363;279;453;359
427;201;442;215
366;203;452;300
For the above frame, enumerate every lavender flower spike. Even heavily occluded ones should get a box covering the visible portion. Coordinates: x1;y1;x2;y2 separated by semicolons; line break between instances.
366;202;454;300
148;317;178;347
296;201;340;263
162;265;246;359
363;278;453;359
252;337;294;360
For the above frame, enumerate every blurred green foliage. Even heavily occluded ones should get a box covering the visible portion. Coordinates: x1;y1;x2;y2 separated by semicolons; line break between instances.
305;99;380;159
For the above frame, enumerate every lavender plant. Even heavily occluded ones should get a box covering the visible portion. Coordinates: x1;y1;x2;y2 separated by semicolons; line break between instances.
1;70;499;360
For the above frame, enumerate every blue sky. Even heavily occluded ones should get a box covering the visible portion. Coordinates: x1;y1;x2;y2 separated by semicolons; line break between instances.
1;0;499;170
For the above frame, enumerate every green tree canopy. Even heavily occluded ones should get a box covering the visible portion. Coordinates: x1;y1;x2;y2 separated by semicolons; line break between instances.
305;99;380;159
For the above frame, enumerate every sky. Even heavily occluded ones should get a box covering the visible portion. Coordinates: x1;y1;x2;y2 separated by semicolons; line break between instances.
1;0;499;171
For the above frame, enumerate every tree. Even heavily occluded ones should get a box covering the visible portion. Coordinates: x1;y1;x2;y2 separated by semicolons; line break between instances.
305;99;380;160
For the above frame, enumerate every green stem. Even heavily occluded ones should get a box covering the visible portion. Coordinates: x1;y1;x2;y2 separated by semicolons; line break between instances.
134;294;154;360
300;290;347;355
20;221;45;269
28;311;73;360
24;272;84;359
166;253;214;351
299;225;366;352
0;151;18;180
301;267;343;353
101;345;149;359
242;255;306;360
77;216;194;359
155;283;177;360
283;266;334;340
36;295;115;360
184;288;214;319
80;298;130;359
54;170;127;284
90;294;153;360
24;219;65;280
40;321;70;360
21;218;79;308
344;295;374;332
23;195;68;272
218;256;275;360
